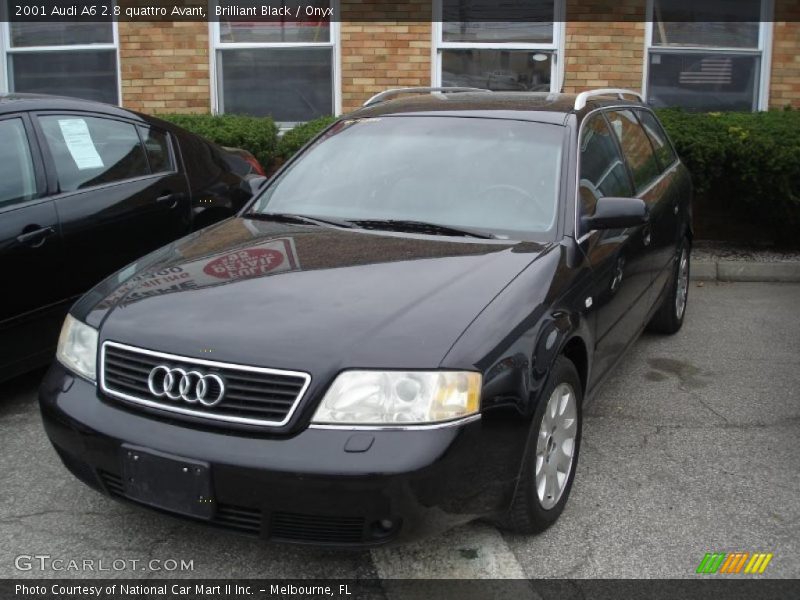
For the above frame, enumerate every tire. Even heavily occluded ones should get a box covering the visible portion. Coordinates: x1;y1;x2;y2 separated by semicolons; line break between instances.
496;356;582;534
648;238;691;335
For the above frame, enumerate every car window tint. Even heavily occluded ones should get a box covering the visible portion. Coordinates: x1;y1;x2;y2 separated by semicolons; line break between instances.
38;115;149;192
636;110;678;171
0;118;38;209
138;126;173;173
605;109;661;192
578;114;633;234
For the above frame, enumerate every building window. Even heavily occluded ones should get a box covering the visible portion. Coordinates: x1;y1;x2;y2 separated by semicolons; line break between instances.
212;1;339;125
645;0;773;111
433;0;565;93
1;19;119;104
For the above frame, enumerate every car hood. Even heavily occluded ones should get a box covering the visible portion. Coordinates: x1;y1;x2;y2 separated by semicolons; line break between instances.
79;218;550;373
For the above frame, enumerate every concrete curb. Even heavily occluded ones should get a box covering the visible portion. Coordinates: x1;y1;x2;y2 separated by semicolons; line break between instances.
692;260;800;283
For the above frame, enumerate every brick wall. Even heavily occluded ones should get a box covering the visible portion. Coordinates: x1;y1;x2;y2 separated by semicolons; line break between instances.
339;1;432;112
562;0;646;94
118;21;210;114
770;1;800;108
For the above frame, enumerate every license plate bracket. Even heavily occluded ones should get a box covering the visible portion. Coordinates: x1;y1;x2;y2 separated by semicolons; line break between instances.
121;445;214;519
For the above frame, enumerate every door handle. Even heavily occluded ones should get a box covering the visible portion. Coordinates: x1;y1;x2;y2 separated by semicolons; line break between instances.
156;192;181;205
17;225;55;248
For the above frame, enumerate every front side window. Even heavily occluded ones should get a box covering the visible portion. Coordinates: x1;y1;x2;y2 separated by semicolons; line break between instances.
436;0;562;93
0;118;37;209
213;1;336;124
4;17;119;104
605;110;661;193
251;116;564;239
578;114;633;235
38;116;149;192
646;0;768;111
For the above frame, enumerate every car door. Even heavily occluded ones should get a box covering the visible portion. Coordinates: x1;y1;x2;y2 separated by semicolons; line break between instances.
635;108;683;298
0;113;66;377
33;112;191;299
577;111;653;387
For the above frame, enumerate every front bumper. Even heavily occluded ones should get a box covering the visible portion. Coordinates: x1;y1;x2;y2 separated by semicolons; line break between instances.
39;363;525;547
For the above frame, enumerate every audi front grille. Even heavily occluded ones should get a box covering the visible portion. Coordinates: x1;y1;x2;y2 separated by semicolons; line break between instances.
100;341;311;427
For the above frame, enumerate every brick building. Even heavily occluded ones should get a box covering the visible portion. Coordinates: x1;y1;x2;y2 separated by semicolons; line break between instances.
0;0;797;126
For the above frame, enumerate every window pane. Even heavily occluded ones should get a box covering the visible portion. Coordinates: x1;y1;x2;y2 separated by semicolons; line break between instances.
442;0;554;43
648;52;759;111
253;117;564;237
0;119;37;209
579;115;633;233
636;110;678;170
10;22;113;47
606;110;661;192
441;50;551;91
218;48;333;122
652;0;760;48
138;127;173;174
39;116;149;192
443;22;554;44
9;50;118;105
219;0;331;44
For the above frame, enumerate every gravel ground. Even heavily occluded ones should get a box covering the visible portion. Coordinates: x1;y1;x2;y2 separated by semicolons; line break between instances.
693;240;800;263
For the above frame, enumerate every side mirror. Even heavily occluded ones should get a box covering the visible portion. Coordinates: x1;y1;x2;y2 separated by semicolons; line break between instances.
582;197;649;231
244;175;268;197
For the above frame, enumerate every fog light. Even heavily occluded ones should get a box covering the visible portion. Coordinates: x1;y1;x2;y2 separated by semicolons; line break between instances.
379;519;394;530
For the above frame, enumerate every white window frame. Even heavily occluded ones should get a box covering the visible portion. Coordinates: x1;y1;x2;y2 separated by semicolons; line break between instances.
642;0;774;111
431;0;566;93
0;19;121;105
209;1;341;125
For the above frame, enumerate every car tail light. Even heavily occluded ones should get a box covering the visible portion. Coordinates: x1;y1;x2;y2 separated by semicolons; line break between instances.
243;153;265;176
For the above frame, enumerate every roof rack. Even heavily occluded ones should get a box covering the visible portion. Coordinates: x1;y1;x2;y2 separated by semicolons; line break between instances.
363;87;491;108
574;89;644;111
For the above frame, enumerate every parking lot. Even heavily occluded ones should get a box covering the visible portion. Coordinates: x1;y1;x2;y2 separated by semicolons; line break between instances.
1;281;798;580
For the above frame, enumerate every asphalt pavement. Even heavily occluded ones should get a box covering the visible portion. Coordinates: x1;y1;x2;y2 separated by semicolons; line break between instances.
1;282;798;580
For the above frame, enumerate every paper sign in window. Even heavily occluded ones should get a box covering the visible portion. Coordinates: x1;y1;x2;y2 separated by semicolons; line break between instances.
58;119;104;170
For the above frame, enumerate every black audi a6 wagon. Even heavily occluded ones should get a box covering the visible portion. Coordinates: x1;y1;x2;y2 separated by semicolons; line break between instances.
40;88;692;546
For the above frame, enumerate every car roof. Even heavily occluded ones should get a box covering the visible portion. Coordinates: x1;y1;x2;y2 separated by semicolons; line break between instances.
350;91;646;125
0;93;148;122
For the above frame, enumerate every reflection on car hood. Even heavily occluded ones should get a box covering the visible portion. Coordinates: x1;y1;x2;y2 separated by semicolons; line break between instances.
83;218;550;371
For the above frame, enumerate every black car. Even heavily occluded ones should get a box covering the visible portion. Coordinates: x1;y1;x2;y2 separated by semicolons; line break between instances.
40;88;692;546
1;94;264;381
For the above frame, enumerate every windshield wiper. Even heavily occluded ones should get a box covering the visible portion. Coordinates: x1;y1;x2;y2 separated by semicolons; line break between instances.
351;219;497;239
243;212;354;229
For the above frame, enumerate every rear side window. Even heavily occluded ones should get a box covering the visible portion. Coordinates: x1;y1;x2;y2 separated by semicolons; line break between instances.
578;114;633;235
138;126;173;174
0;118;38;209
38;115;149;192
605;109;661;192
636;110;678;171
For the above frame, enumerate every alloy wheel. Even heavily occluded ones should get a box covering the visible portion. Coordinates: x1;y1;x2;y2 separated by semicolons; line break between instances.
535;383;578;510
675;248;689;320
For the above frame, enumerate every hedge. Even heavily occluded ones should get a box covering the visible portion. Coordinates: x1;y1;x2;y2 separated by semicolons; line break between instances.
654;108;800;245
160;109;800;245
276;115;338;161
157;113;279;171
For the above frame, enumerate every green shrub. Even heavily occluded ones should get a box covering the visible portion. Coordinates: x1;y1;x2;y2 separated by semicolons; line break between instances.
276;115;338;161
157;113;279;171
656;108;800;244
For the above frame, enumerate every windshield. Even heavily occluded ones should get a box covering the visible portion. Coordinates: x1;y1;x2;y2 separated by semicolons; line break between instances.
251;116;564;239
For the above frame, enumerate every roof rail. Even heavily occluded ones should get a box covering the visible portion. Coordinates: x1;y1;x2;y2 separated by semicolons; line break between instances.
574;89;644;111
363;87;491;108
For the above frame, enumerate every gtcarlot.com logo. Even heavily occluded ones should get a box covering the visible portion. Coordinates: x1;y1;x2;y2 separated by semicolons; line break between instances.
696;552;774;575
15;554;194;572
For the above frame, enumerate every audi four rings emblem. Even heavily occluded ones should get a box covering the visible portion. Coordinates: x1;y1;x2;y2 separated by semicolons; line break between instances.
147;365;225;407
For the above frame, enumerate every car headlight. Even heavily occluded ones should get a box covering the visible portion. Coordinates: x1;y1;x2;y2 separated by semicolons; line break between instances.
56;314;99;382
311;371;481;425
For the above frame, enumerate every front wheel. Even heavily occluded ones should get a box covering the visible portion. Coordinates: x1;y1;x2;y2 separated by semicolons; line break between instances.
648;239;691;334
496;356;582;534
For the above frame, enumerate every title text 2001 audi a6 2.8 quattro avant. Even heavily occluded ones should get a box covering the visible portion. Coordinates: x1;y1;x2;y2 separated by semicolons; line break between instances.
40;88;692;546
